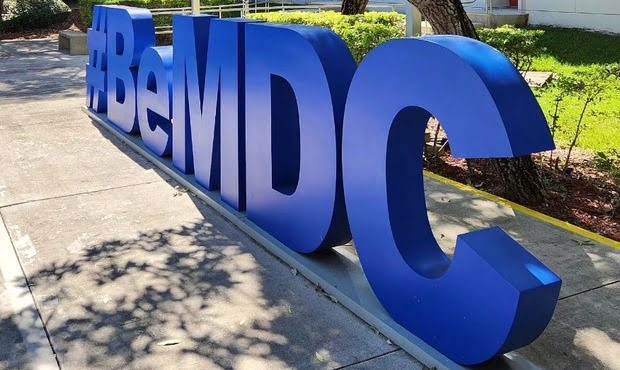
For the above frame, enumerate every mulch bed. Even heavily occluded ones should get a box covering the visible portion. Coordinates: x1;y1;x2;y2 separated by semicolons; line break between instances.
425;149;620;242
0;8;85;41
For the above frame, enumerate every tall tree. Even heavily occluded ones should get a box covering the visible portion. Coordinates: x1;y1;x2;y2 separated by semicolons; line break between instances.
408;0;478;37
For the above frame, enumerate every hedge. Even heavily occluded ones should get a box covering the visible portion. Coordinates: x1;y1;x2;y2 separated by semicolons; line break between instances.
77;6;405;58
1;0;71;32
249;11;405;62
478;25;545;72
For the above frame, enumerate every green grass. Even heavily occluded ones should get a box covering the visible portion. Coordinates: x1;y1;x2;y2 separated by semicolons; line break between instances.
529;26;620;154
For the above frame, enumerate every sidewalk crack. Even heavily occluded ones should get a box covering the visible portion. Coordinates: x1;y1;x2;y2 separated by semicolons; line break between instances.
0;214;61;369
559;280;619;301
0;179;166;210
334;349;402;369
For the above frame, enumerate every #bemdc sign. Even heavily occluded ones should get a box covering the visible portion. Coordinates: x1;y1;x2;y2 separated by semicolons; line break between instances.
86;5;562;365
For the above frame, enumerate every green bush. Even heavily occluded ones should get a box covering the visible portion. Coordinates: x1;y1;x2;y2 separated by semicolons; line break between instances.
1;0;71;32
249;11;405;62
594;150;620;181
478;25;545;72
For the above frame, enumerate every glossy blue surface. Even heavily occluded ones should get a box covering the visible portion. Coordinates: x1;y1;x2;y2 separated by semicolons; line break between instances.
86;5;108;113
204;18;260;210
106;6;155;133
137;46;173;156
170;16;259;208
171;14;215;175
342;37;561;365
245;23;355;253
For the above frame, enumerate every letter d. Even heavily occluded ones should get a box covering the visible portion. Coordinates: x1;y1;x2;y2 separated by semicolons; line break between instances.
245;24;355;253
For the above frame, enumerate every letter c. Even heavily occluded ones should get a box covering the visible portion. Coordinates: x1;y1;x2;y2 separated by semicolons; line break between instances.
342;36;561;365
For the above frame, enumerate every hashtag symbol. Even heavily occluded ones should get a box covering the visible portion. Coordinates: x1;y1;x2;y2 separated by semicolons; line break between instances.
86;6;108;112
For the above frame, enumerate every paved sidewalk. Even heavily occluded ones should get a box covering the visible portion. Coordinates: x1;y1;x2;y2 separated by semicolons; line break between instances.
1;39;619;370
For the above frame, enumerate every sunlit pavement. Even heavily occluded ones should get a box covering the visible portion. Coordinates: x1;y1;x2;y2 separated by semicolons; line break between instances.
1;39;618;370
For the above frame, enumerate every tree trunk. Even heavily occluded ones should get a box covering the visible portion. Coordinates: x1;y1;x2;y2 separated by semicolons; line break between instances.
408;0;548;205
612;197;619;219
488;157;547;205
341;0;369;15
407;0;478;37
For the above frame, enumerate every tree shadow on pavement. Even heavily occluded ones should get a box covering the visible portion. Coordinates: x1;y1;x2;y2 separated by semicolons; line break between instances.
6;195;374;369
424;184;620;370
0;39;87;101
0;314;30;369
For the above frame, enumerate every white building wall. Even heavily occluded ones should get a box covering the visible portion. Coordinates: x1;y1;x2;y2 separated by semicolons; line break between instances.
294;0;620;34
523;0;620;33
464;0;510;10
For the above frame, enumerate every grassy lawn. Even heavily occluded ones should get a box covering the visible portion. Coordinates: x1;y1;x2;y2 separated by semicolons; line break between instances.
529;26;620;154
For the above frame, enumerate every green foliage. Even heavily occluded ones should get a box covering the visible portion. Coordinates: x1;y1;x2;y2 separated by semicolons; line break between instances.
248;11;405;62
545;75;582;139
1;0;70;32
594;149;619;170
478;25;545;72
594;150;620;182
542;64;620;169
531;27;620;155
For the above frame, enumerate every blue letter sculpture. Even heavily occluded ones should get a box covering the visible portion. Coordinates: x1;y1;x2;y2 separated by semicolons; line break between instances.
86;5;108;112
342;37;561;365
106;6;155;133
171;14;214;176
203;18;259;210
86;9;563;365
137;46;173;156
171;16;259;210
245;24;355;253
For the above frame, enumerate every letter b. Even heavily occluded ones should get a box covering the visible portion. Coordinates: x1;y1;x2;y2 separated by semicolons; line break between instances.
107;6;155;134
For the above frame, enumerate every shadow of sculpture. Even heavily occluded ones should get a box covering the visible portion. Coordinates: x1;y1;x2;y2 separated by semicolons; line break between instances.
0;39;87;101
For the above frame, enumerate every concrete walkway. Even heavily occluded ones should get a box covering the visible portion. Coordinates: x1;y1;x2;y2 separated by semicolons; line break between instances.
0;39;618;370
